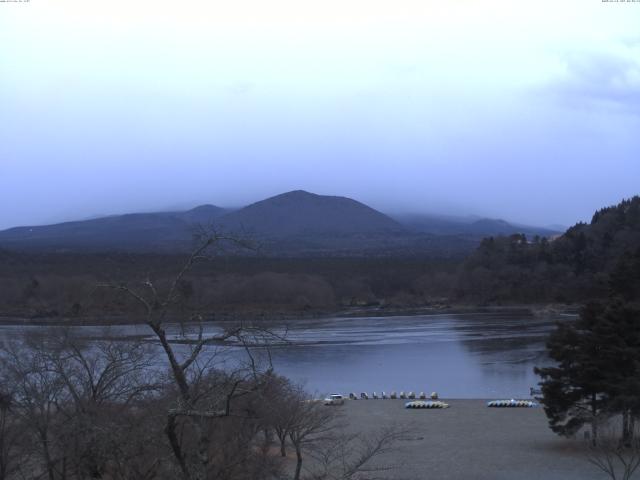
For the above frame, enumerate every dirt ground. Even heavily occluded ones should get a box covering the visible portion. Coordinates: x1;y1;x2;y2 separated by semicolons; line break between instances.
333;399;607;480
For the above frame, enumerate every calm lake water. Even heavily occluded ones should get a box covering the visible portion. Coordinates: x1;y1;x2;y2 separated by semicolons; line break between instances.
0;311;572;398
259;312;566;398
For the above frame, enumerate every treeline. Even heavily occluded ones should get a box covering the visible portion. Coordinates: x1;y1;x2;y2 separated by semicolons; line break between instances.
0;253;458;319
456;196;640;304
1;196;638;318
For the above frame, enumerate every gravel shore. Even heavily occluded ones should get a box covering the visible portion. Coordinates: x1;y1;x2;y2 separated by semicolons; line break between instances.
337;399;603;480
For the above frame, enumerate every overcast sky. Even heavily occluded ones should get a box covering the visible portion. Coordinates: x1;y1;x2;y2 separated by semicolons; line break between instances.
0;0;639;230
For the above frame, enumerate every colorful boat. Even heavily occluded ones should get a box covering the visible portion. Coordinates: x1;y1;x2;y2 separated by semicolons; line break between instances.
405;400;449;409
487;399;537;408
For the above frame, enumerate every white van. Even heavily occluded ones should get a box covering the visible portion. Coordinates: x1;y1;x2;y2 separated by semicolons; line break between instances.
324;394;345;405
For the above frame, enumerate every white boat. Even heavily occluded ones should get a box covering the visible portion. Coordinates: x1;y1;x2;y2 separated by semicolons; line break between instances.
487;399;537;408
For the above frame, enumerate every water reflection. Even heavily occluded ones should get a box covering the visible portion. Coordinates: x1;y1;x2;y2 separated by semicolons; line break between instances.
0;312;569;398
215;312;564;398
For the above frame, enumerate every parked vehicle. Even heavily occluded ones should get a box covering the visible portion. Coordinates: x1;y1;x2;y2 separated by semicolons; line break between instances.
324;394;345;406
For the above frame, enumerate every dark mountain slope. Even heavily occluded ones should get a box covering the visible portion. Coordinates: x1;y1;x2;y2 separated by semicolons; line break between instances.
0;205;227;252
394;213;558;237
217;190;404;237
0;191;409;254
178;205;228;224
0;190;557;256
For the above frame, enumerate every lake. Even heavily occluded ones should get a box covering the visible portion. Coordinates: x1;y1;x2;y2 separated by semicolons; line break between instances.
258;311;568;398
0;310;570;398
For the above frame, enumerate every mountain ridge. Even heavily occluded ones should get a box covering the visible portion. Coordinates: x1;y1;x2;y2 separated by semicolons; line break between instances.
216;190;405;238
0;190;559;255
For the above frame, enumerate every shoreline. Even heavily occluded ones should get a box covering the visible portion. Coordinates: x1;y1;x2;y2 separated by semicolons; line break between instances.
0;303;579;327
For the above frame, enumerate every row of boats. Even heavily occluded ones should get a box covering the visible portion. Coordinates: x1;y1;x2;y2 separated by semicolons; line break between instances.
325;393;539;409
405;401;450;409
487;399;538;408
348;391;439;400
404;399;538;409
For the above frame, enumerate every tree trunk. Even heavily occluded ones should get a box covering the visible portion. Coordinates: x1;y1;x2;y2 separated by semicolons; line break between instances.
261;428;272;455
165;414;190;480
196;425;210;480
278;433;286;457
293;444;302;480
623;409;631;447
591;420;598;447
591;393;598;447
151;325;191;401
42;439;56;480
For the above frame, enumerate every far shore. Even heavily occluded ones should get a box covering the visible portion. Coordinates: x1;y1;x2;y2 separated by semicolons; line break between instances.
0;303;579;327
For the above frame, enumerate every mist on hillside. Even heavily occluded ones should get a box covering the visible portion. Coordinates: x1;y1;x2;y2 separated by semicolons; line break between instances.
1;2;639;231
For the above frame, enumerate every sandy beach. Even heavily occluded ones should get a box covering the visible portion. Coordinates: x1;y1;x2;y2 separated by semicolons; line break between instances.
335;399;604;480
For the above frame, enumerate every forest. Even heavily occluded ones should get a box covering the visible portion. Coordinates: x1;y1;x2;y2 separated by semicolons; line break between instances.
0;196;638;321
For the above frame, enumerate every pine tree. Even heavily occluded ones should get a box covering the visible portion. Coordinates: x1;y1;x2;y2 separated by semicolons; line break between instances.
535;303;611;444
593;301;640;446
536;301;640;445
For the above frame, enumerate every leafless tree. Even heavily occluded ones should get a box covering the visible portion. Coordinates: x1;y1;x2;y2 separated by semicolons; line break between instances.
281;391;405;480
0;338;69;480
310;427;408;480
261;375;300;458
286;396;338;480
0;229;402;480
44;329;163;479
97;230;285;480
307;426;406;480
587;420;640;480
0;389;27;480
0;327;166;480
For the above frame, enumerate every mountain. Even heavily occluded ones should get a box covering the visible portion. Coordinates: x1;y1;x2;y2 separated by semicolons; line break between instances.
0;192;407;254
0;190;558;256
393;213;559;237
0;205;227;252
217;190;404;237
179;205;228;224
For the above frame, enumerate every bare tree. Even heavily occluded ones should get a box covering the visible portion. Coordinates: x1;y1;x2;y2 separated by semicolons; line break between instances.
44;329;163;480
308;426;406;480
0;327;166;480
261;375;300;458
282;391;406;480
0;229;400;480
0;389;26;480
0;339;68;480
287;396;338;480
587;420;640;480
98;230;284;480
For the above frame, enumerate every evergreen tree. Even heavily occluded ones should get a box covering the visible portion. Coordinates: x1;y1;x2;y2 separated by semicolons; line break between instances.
535;303;611;444
593;301;640;445
536;301;640;445
610;247;640;302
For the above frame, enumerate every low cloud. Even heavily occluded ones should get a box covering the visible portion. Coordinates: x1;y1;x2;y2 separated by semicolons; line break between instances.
547;43;640;114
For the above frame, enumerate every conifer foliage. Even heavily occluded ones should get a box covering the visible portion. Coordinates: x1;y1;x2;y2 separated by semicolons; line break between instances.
536;251;640;445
